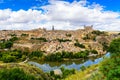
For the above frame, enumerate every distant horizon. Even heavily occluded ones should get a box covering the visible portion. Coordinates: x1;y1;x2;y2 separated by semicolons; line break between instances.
0;26;120;32
0;0;120;31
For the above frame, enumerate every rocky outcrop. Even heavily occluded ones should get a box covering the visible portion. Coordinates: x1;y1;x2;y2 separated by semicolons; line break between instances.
53;69;62;75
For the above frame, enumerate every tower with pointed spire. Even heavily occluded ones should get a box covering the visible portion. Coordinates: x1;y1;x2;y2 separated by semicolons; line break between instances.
52;25;54;31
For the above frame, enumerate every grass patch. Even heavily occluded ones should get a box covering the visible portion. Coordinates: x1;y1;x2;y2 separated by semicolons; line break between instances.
65;64;99;80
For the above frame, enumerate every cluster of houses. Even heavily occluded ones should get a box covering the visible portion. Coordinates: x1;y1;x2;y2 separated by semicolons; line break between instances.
0;25;119;55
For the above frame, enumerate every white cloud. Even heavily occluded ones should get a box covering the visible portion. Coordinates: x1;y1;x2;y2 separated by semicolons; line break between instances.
0;0;120;31
0;9;48;30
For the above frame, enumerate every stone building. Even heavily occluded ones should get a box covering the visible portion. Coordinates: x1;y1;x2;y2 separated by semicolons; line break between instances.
84;25;93;33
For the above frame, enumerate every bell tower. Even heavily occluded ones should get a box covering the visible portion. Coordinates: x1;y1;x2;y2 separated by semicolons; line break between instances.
52;25;55;31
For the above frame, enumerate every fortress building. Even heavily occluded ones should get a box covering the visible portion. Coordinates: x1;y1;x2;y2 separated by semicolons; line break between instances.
84;25;93;33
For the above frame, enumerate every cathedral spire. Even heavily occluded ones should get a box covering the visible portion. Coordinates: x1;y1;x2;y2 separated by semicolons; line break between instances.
52;25;54;31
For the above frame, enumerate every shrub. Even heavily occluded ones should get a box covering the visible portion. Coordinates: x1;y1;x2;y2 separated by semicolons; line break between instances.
74;42;85;48
21;33;29;37
108;38;120;53
60;67;75;78
74;50;89;58
9;37;19;42
102;42;109;51
2;55;16;63
57;38;71;42
10;51;22;59
45;52;63;62
0;41;13;49
82;34;90;40
66;34;72;37
31;37;47;42
61;51;73;58
0;68;37;80
0;50;27;63
90;50;98;54
100;56;120;80
92;30;105;35
4;41;13;49
100;38;120;80
29;51;43;58
80;65;86;71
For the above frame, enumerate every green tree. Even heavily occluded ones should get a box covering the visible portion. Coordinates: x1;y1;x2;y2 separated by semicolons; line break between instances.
80;65;86;71
9;37;19;42
92;30;106;35
60;67;75;78
45;52;63;62
100;38;120;80
108;38;120;53
4;41;13;49
74;42;85;48
90;50;98;54
2;55;16;63
29;51;43;58
100;55;120;80
10;51;22;59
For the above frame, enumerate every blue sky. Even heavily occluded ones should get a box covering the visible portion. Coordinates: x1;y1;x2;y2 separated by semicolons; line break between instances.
0;0;120;31
0;0;119;11
88;0;120;11
0;0;48;10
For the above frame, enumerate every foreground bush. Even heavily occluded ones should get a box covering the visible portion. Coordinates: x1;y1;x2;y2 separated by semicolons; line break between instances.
100;55;120;80
108;38;120;53
99;38;120;80
0;68;37;80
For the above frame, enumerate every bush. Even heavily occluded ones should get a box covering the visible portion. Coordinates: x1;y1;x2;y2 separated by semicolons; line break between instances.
100;56;120;80
90;50;98;54
0;68;37;80
74;50;89;58
57;38;71;42
74;42;85;48
0;41;13;49
5;41;13;49
31;37;47;42
100;38;120;80
0;50;27;63
61;51;73;58
0;43;5;49
108;38;120;53
45;52;63;62
92;30;105;35
2;55;16;63
29;51;43;58
44;50;90;62
10;51;22;59
66;34;72;37
60;67;75;78
102;42;109;51
82;34;90;40
21;33;29;37
80;65;86;71
9;37;19;42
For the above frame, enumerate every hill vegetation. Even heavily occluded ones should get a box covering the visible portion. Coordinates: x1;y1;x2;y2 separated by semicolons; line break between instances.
0;63;53;80
65;38;120;80
99;38;120;80
0;27;119;80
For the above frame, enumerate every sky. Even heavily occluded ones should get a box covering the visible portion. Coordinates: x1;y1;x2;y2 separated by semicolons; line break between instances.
0;0;120;31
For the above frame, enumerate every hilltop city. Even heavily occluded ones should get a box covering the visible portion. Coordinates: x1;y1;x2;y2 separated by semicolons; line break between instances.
0;25;119;55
